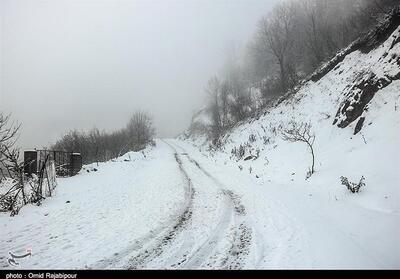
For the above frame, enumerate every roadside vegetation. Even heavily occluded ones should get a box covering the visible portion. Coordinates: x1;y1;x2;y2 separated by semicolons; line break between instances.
52;111;156;164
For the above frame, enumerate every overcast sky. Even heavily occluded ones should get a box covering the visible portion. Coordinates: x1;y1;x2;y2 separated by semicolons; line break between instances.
0;0;278;150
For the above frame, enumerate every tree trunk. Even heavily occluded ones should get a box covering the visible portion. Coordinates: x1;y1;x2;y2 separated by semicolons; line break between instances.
278;57;287;91
308;142;315;174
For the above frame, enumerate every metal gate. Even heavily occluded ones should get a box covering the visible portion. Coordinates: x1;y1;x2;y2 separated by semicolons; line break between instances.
24;150;82;177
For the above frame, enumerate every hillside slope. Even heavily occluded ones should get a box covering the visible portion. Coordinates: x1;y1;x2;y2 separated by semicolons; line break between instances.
181;13;400;268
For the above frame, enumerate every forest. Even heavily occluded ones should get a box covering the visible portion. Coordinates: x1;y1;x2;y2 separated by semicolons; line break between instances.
196;0;398;142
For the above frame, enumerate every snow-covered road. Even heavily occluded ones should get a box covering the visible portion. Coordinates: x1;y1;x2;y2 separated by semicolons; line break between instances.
94;139;258;269
0;140;263;269
0;139;399;269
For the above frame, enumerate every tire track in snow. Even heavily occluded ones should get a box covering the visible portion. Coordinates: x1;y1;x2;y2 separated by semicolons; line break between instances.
125;143;196;269
92;142;195;269
94;140;253;269
166;140;253;269
157;140;227;268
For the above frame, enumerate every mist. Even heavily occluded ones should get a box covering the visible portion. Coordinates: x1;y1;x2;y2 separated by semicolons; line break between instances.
0;0;278;150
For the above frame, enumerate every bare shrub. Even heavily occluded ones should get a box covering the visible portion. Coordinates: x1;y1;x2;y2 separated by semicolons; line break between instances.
340;176;365;193
231;145;246;161
248;134;257;143
281;121;316;175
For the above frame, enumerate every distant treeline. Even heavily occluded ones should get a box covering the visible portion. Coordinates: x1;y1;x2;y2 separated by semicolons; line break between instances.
52;111;155;164
198;0;397;142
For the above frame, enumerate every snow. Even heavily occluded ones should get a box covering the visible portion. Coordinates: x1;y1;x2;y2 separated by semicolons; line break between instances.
0;18;399;271
0;144;186;268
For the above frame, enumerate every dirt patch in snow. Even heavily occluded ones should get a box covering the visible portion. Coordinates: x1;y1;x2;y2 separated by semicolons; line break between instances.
222;190;246;216
220;223;252;269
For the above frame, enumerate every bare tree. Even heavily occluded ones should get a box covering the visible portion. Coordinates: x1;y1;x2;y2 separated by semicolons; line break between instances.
300;0;327;68
222;43;252;123
257;2;296;91
126;111;155;152
219;80;231;129
281;121;316;175
0;113;20;151
228;88;251;123
206;77;223;141
0;113;22;181
0;113;26;214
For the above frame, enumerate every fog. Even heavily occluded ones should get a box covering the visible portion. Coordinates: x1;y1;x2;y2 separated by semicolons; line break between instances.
0;0;277;150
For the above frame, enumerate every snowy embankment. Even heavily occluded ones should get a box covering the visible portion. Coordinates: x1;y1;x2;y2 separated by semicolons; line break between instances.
182;25;400;268
0;144;186;268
